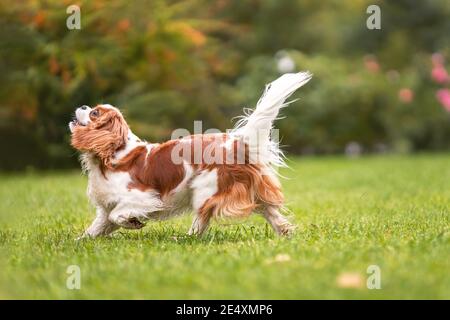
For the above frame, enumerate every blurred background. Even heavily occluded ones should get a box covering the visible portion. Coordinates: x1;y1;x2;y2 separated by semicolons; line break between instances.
0;0;449;170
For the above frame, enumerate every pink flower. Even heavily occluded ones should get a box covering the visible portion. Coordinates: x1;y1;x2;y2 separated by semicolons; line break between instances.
364;55;379;73
431;65;449;84
398;88;414;103
436;89;450;112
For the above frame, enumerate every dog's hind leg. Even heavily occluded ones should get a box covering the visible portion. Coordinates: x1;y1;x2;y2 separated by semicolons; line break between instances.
188;169;218;236
188;213;211;236
262;205;295;236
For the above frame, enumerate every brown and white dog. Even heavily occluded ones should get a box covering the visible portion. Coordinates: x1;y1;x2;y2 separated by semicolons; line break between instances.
69;72;311;238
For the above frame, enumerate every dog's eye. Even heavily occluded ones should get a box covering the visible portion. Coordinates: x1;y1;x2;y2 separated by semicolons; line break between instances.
90;110;99;118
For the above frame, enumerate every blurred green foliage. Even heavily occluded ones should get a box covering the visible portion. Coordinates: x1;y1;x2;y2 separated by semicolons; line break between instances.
0;0;449;170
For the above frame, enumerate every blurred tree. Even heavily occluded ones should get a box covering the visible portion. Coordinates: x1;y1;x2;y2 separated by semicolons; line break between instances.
0;0;449;170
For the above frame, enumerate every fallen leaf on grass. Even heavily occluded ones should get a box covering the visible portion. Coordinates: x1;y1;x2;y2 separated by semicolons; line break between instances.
336;272;364;289
265;254;291;264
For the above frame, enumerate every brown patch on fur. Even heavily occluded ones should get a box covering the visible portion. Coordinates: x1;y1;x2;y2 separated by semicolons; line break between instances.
178;134;250;169
113;141;186;197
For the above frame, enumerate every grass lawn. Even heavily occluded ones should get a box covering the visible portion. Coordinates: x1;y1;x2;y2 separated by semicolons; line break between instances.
0;154;449;299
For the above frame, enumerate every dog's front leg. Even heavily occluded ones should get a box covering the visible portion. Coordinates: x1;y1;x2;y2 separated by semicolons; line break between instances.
78;207;119;239
108;203;149;230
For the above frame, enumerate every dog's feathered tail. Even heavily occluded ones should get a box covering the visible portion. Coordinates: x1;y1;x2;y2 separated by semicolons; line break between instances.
232;72;312;168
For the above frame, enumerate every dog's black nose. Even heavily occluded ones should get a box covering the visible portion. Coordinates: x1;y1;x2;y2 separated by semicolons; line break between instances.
80;105;88;110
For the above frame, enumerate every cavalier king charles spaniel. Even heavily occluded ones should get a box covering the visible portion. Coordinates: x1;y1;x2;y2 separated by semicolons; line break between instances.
69;72;311;238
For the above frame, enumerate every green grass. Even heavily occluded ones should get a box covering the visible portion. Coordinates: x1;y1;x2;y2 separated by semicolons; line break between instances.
0;154;449;299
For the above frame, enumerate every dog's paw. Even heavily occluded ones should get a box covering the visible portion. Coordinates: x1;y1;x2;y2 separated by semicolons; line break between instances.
278;223;296;237
122;217;145;230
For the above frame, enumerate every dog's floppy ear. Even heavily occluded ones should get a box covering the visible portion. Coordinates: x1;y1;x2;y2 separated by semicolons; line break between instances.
71;111;128;168
94;110;128;143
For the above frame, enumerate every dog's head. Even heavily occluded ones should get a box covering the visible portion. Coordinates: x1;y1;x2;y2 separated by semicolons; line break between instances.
69;104;129;168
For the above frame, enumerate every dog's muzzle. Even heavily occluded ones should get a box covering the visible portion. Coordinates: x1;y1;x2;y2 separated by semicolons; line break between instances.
69;105;91;132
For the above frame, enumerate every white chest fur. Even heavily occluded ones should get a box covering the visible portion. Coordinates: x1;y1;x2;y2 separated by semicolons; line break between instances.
81;154;166;218
87;167;132;208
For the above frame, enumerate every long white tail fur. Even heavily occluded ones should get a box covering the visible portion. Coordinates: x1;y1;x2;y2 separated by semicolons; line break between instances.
232;72;312;167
